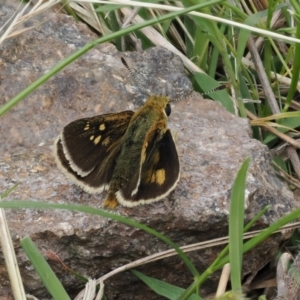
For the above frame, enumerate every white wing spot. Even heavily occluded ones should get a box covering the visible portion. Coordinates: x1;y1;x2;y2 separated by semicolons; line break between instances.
94;135;101;144
99;124;106;131
84;122;90;130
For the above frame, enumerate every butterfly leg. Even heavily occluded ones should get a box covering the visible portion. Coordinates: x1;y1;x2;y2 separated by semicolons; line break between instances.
104;193;119;209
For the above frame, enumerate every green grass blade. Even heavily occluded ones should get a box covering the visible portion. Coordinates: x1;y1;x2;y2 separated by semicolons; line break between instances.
180;158;251;299
132;270;203;300
243;205;270;232
283;20;300;112
216;206;300;269
236;9;276;70
211;205;270;271
0;201;198;277
263;116;300;144
95;4;126;12
179;203;300;299
20;236;70;300
229;158;250;291
1;184;19;199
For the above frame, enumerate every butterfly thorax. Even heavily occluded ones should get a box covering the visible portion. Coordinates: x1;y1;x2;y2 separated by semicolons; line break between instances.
139;95;170;112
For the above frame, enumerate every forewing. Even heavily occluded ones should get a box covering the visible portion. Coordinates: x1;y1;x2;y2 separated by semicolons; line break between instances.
116;128;180;206
55;111;134;176
54;111;134;192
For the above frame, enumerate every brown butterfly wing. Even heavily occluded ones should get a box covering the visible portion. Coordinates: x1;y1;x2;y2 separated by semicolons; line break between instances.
54;111;134;193
116;128;180;206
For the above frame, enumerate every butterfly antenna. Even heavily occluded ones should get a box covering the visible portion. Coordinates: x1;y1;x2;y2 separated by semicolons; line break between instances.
121;57;134;77
121;56;147;92
171;84;227;103
200;84;227;96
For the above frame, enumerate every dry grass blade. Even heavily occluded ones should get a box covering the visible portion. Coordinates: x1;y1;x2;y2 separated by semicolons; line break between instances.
0;207;26;300
118;7;141;51
73;278;101;300
121;7;201;73
250;121;300;133
242;57;300;90
0;0;61;45
250;112;300;122
247;36;280;115
275;168;300;189
83;279;96;300
74;0;300;43
25;295;39;300
121;6;140;28
0;1;30;45
95;279;104;300
69;1;111;34
73;279;95;300
216;263;231;297
245;9;282;60
247;110;300;149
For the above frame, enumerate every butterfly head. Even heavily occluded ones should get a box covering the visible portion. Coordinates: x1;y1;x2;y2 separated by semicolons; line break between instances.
144;95;171;117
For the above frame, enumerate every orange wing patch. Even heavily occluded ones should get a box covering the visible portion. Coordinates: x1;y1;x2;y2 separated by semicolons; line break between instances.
151;168;166;185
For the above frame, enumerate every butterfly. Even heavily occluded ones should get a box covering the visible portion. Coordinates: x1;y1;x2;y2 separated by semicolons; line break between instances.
54;92;180;209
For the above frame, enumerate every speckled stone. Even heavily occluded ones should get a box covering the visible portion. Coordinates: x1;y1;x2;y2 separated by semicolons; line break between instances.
0;1;296;299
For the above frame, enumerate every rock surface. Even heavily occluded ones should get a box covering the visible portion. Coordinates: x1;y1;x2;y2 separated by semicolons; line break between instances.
0;1;296;299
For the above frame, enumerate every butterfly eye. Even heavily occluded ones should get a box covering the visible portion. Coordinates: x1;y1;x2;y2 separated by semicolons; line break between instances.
165;103;171;116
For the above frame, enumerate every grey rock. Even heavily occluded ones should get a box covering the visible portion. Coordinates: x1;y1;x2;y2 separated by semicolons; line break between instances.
0;1;295;299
